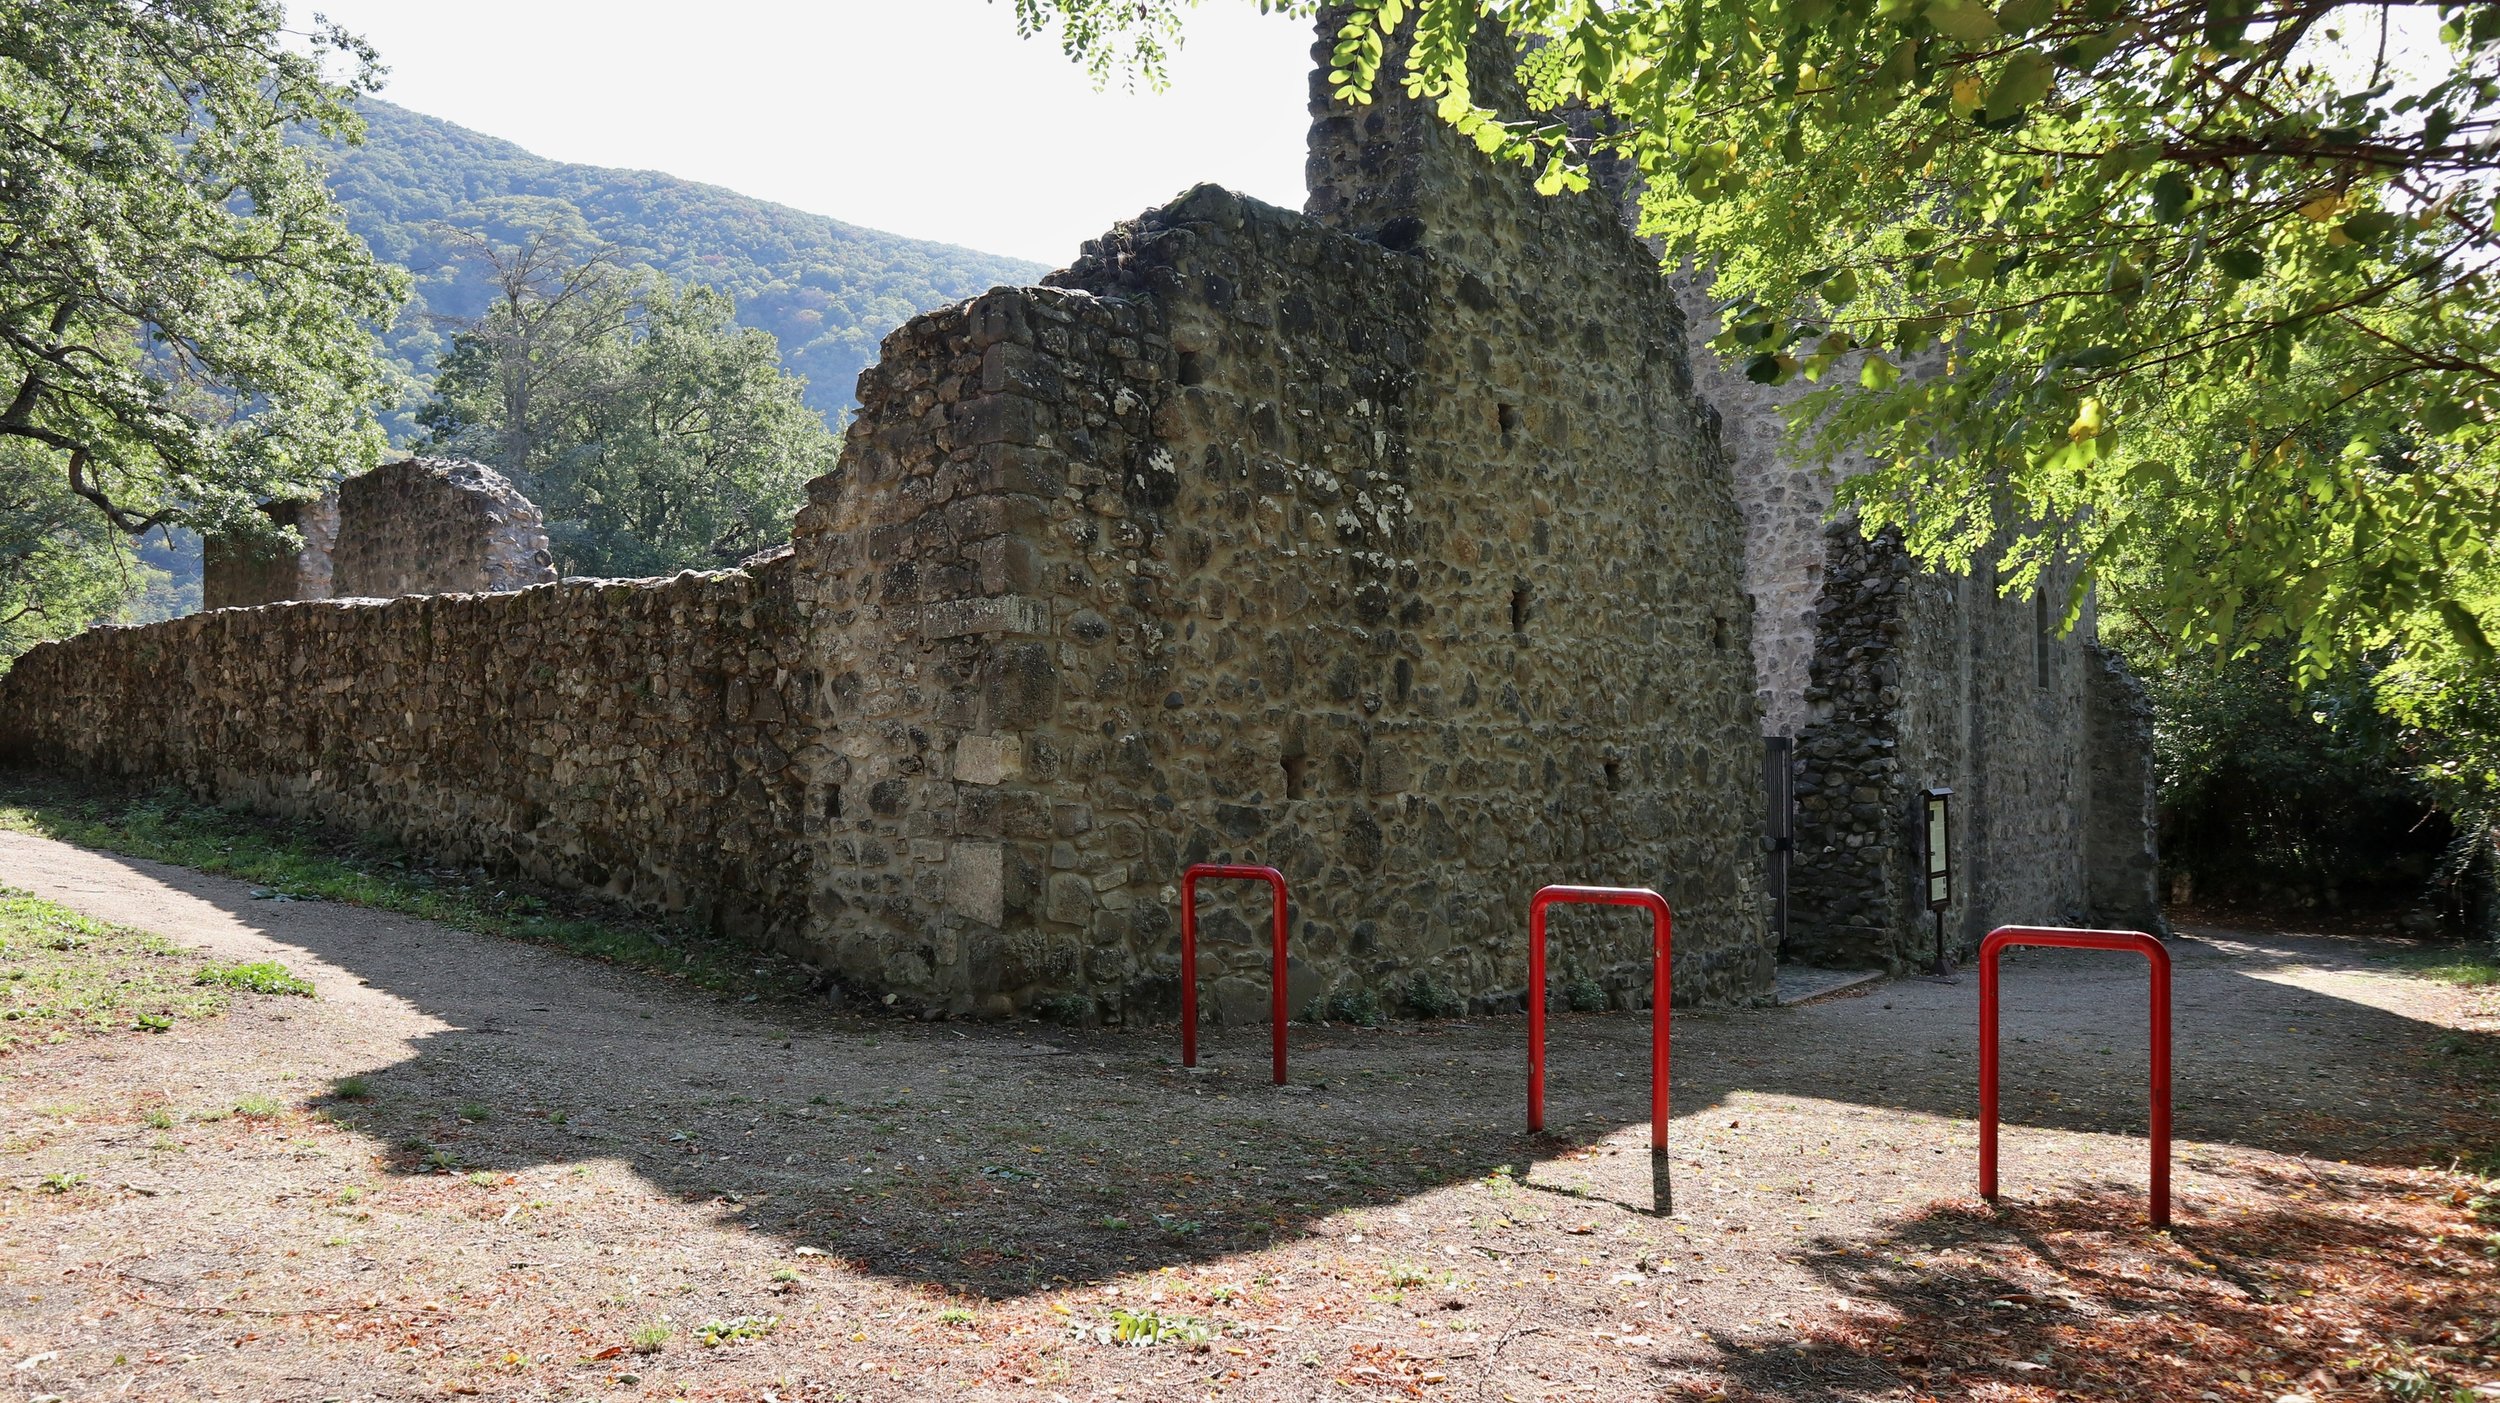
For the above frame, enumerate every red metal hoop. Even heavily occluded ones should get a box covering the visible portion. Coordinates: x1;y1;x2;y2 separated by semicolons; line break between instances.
1178;864;1290;1085
1527;885;1673;1151
1979;925;2172;1228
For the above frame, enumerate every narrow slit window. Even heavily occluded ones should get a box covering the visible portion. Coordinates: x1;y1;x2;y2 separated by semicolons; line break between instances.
2034;590;2052;689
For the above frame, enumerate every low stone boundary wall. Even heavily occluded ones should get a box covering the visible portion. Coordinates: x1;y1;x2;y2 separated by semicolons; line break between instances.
1;561;815;946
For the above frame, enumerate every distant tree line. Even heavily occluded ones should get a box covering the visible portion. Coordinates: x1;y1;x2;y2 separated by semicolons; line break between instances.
414;217;839;578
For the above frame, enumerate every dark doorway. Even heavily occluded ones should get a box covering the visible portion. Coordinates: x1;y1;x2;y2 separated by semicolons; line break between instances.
1764;735;1794;958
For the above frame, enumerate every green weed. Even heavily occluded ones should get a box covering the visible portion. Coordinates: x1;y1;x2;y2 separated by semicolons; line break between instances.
1300;987;1384;1026
1100;1306;1208;1347
1402;972;1466;1019
195;960;314;997
694;1315;779;1348
2395;950;2500;987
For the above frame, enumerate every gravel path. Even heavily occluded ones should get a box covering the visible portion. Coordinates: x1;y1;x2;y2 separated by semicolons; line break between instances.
0;828;2489;1400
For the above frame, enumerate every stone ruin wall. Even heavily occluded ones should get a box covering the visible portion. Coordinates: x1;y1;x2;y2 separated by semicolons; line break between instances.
771;31;1771;1019
202;495;339;610
0;24;1773;1018
200;458;556;609
332;459;557;597
1669;281;1852;742
1672;275;2162;968
1;563;817;947
1733;491;2163;969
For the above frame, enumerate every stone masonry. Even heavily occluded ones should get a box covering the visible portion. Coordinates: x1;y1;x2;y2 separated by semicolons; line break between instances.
202;494;340;610
201;458;556;608
1676;284;2166;970
0;18;1773;1019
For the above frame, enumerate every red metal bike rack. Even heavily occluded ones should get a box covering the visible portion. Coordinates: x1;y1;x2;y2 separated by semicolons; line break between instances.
1527;885;1672;1150
1178;863;1289;1085
1979;925;2172;1228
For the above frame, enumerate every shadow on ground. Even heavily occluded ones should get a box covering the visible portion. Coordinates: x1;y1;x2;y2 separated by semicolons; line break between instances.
1691;1159;2498;1401
27;833;2500;1303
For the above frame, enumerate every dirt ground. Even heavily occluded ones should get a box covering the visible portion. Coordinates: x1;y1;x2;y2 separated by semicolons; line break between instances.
1;828;2495;1401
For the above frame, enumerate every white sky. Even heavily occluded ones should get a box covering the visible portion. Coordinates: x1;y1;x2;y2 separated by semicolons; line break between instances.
289;0;1317;266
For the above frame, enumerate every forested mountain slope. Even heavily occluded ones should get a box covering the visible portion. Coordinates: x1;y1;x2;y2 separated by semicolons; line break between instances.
319;100;1046;427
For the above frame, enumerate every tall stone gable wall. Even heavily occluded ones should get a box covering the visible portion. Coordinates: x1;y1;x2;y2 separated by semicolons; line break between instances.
767;25;1770;1018
0;17;1771;1015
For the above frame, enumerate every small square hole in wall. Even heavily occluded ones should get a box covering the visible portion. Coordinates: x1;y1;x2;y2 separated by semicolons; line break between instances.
1510;581;1533;634
825;786;842;820
1177;350;1206;386
1497;402;1520;447
1283;753;1311;801
1603;759;1622;791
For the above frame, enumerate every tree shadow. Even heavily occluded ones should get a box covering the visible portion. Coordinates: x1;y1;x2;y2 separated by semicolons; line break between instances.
1684;1159;2496;1401
29;836;2500;1304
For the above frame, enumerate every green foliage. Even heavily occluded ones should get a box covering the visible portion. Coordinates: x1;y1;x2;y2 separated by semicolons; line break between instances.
1561;975;1609;1014
416;236;837;576
2132;639;2446;907
194;960;314;997
315;100;1044;431
0;0;402;538
0;446;170;666
1301;986;1385;1025
1401;970;1466;1019
1020;0;2500;685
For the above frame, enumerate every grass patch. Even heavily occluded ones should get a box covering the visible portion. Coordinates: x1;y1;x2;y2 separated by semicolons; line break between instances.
195;959;314;996
2391;948;2500;987
0;886;232;1050
0;777;811;1000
